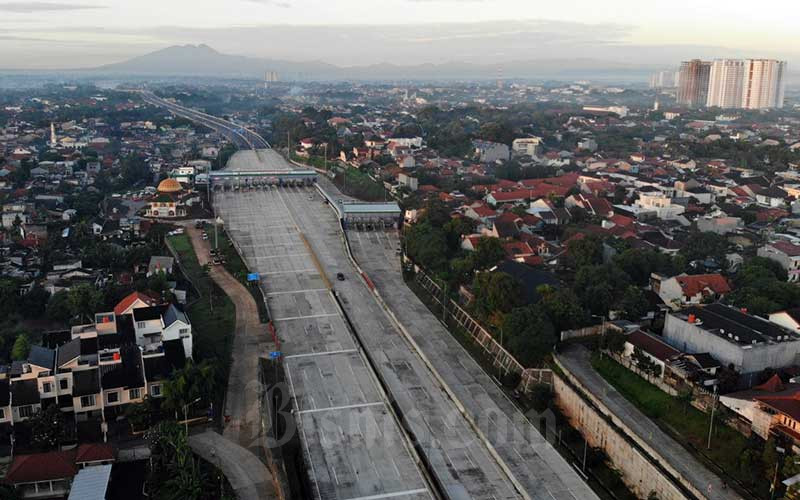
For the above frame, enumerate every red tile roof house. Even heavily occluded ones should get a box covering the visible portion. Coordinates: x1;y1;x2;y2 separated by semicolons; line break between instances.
654;273;732;310
721;375;800;444
4;443;114;498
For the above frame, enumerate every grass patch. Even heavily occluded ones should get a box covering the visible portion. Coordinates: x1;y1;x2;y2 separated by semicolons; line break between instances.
207;227;269;323
167;234;235;419
591;354;767;496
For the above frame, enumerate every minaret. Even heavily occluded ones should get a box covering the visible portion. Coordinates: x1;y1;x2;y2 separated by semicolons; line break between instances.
50;122;57;146
653;100;660;111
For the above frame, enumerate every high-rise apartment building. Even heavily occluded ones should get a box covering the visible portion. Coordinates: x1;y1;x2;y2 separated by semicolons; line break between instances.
649;69;679;89
677;59;711;108
694;59;787;109
742;59;786;109
706;59;746;108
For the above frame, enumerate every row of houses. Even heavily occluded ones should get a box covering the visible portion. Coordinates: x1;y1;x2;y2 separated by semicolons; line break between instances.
0;292;191;440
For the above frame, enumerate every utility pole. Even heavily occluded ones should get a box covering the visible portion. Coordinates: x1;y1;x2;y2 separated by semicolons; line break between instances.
274;357;279;442
707;384;718;450
323;143;328;171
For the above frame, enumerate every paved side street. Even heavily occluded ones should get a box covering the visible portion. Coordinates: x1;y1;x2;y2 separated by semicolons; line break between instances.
557;346;741;500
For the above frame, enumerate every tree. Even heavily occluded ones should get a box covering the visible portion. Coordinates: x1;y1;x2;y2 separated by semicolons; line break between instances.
419;199;452;227
680;231;729;264
632;347;661;378
539;288;587;331
783;454;800;498
763;438;781;481
620;286;650;321
573;264;631;316
162;360;217;414
67;283;103;322
11;334;30;361
478;121;514;145
614;249;684;285
0;280;19;318
502;305;556;366
46;290;72;323
443;217;475;251
600;330;626;354
29;404;65;450
404;221;449;272
473;272;525;318
125;396;160;432
474;237;505;270
450;255;477;286
567;235;604;268
146;421;208;500
19;285;50;319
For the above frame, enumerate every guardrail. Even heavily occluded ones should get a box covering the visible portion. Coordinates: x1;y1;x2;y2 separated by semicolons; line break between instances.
411;263;554;392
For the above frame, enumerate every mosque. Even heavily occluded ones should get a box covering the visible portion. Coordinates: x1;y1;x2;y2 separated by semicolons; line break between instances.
144;178;193;218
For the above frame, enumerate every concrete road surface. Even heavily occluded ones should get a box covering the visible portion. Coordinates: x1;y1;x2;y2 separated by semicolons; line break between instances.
213;185;434;500
190;430;276;500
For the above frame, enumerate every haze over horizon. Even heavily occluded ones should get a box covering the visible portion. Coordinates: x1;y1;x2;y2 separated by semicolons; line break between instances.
0;0;798;72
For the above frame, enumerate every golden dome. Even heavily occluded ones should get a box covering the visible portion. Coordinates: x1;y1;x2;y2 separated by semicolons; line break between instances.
157;178;183;193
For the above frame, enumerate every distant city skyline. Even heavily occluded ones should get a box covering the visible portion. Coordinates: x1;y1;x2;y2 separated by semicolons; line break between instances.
0;0;798;70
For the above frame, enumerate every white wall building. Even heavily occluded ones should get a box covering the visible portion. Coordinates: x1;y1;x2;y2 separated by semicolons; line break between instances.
512;137;543;158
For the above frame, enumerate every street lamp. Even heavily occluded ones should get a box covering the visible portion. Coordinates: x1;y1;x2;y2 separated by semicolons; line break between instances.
184;397;202;436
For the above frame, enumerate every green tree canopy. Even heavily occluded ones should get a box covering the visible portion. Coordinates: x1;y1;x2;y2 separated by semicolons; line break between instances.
567;235;604;268
680;231;729;264
473;237;505;270
473;271;525;318
573;264;631;316
404;221;449;272
11;334;30;361
502;304;556;366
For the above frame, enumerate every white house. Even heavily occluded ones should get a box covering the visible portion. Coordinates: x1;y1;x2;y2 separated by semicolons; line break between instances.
758;241;800;282
756;187;787;208
512;137;543;157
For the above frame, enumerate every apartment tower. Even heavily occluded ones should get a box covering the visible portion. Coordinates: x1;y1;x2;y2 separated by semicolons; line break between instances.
706;59;746;108
677;59;712;108
742;59;787;109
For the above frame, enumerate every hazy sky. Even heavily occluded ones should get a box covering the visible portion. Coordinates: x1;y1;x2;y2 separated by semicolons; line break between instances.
0;0;798;69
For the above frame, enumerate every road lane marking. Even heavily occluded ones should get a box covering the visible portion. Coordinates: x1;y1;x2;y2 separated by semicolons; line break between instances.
285;349;358;359
343;489;430;500
273;313;339;322
260;269;317;276
266;288;328;296
298;401;384;415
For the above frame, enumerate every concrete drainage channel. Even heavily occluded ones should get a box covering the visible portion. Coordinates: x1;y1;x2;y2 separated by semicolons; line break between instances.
315;182;532;500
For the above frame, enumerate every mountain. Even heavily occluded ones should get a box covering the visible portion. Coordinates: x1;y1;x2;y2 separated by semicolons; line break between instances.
94;44;340;79
92;44;660;81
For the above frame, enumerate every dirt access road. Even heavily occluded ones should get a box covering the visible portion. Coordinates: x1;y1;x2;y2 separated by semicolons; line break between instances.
186;225;276;499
